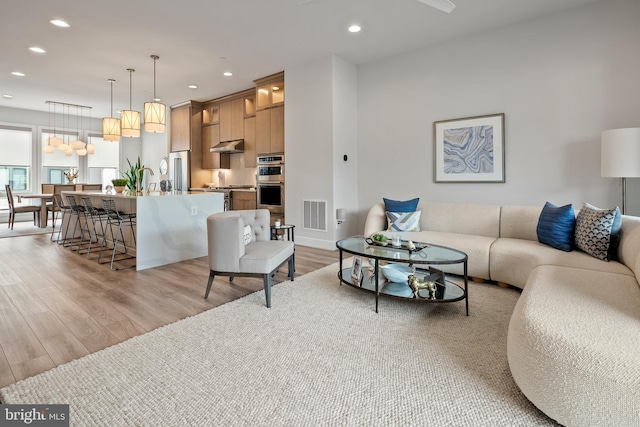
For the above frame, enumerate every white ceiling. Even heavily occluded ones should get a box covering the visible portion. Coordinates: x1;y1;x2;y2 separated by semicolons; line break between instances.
0;0;599;118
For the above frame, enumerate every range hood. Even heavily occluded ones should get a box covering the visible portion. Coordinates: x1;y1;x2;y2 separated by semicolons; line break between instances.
210;139;244;153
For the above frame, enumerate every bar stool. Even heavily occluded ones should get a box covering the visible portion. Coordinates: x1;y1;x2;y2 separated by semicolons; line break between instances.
81;197;107;259
99;199;136;270
64;194;89;251
50;194;71;244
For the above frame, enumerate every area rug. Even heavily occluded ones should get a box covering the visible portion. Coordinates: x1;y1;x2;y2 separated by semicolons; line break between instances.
0;262;557;426
0;220;54;239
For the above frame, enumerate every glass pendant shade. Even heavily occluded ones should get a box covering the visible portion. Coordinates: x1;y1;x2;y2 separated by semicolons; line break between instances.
58;142;69;151
64;147;73;156
86;143;95;154
102;117;121;142
144;101;166;133
121;110;140;137
77;148;87;156
48;136;63;147
70;139;86;150
44;145;55;154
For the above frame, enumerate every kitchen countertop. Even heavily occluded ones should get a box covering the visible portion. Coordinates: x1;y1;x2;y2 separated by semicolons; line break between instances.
63;190;226;198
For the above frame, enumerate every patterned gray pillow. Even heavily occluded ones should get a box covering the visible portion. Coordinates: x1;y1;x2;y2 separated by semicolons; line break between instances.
574;203;621;261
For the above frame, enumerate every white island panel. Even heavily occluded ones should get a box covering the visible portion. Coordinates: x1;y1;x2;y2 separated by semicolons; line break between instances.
136;192;224;270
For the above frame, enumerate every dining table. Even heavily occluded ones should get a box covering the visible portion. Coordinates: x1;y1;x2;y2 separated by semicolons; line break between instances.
17;194;53;228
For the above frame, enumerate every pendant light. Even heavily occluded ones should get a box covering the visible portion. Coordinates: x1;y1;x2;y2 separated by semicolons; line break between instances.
144;55;166;133
121;68;141;137
58;104;70;152
44;101;56;153
70;105;86;150
102;78;121;141
47;101;63;148
86;108;95;154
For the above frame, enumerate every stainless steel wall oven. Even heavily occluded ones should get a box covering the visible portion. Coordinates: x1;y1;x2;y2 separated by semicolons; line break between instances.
256;155;284;214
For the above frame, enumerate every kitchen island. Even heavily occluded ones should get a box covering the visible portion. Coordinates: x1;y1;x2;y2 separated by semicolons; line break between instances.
62;190;224;270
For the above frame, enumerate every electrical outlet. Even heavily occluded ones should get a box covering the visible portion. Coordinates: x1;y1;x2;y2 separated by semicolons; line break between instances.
191;206;197;216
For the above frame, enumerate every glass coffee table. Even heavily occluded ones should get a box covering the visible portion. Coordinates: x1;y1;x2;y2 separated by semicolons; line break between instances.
336;236;468;315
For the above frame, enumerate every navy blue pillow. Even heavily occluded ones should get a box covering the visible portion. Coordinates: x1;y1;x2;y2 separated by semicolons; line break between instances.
536;202;576;252
383;197;419;213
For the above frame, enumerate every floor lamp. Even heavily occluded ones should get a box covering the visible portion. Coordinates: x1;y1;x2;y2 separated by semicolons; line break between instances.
601;128;640;214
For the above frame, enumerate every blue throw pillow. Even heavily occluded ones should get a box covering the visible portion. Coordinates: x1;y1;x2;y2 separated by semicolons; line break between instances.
383;197;419;213
536;202;576;252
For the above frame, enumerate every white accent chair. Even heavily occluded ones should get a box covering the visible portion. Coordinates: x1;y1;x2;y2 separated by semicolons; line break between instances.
205;209;294;308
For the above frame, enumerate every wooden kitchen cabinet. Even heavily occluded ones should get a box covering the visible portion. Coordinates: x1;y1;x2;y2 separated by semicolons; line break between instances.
219;98;244;142
244;116;256;168
256;105;284;155
202;124;230;169
170;101;202;152
231;191;256;210
254;72;284;155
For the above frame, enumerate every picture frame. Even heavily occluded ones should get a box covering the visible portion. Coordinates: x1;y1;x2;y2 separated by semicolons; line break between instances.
433;113;505;183
351;256;363;286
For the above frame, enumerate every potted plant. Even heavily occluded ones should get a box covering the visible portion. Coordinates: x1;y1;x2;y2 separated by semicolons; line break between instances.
111;178;128;193
123;157;144;193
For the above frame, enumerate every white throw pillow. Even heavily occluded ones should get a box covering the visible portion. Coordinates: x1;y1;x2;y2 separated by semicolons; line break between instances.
243;225;252;245
386;211;422;232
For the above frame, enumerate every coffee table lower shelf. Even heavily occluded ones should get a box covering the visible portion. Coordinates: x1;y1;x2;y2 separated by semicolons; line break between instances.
338;267;468;315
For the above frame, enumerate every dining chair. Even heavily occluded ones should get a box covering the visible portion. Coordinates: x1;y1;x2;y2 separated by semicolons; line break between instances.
80;184;103;191
4;185;40;230
48;184;75;225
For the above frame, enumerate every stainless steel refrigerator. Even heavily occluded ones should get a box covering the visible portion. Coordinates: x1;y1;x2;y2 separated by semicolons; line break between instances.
169;151;190;192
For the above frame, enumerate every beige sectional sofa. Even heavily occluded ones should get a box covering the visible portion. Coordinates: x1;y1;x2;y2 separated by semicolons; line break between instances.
364;201;640;427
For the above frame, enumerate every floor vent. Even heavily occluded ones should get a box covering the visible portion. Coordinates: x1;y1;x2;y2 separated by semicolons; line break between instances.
303;200;327;231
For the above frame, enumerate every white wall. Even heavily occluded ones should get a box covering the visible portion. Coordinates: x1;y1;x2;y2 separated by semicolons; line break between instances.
357;0;640;225
285;57;335;249
332;56;359;239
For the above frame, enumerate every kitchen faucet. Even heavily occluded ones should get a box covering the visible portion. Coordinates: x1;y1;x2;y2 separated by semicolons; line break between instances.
136;167;155;194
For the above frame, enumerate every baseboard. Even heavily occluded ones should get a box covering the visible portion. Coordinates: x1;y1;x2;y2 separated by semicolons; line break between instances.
295;236;338;251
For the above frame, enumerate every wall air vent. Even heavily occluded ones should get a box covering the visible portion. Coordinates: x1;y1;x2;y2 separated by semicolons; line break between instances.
303;200;327;231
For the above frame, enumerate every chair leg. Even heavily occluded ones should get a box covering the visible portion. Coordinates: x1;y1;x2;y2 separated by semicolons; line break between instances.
263;273;272;308
288;256;295;281
204;271;215;299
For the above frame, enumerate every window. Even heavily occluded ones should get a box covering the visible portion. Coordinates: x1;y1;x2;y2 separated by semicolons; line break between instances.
0;126;33;192
87;134;119;189
41;130;79;183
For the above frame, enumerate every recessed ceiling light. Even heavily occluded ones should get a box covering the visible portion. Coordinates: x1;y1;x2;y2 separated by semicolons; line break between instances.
188;85;198;89
348;24;362;33
11;71;25;77
2;94;13;99
223;72;233;77
50;19;70;28
29;47;46;54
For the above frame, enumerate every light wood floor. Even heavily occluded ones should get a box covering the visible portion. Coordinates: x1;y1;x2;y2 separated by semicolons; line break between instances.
0;233;338;388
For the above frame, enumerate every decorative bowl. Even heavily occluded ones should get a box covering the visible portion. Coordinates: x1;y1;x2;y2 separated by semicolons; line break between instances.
380;264;415;283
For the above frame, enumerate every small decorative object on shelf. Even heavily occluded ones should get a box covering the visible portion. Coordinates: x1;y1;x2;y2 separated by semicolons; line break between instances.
111;178;128;193
408;274;437;300
63;168;79;184
274;219;281;228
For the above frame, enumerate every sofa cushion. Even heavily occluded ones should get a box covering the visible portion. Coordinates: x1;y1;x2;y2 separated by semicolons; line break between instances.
383;197;419;212
536;202;575;252
386;211;421;232
490;237;633;288
575;203;621;261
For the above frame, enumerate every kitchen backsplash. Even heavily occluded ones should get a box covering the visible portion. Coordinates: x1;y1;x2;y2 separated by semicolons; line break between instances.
211;168;257;188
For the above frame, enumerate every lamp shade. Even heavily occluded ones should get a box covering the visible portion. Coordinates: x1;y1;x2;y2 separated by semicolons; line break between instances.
121;110;141;137
144;101;166;133
102;117;121;142
43;145;55;154
48;136;63;147
70;139;86;150
601;128;640;177
86;143;95;154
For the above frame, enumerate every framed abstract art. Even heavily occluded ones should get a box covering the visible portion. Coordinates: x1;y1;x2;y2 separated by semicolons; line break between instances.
433;113;505;183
